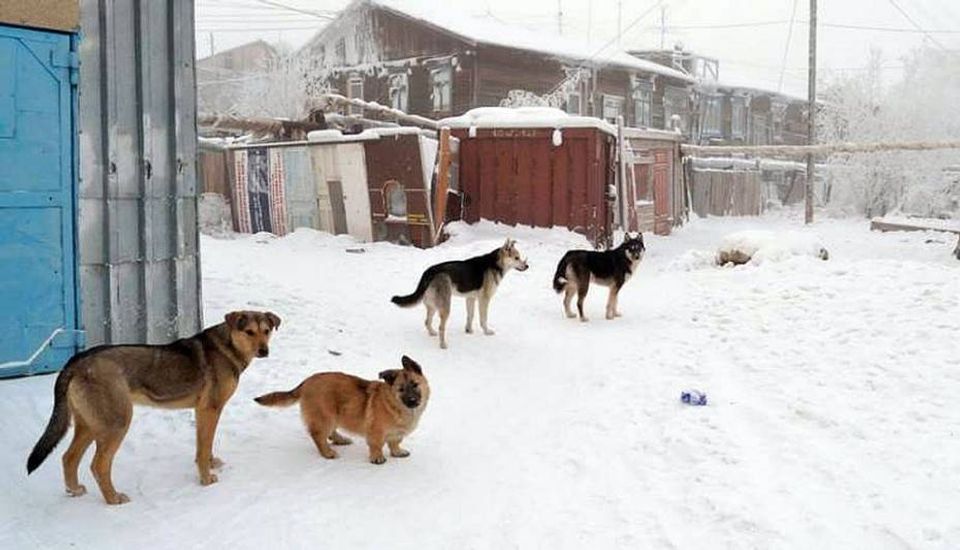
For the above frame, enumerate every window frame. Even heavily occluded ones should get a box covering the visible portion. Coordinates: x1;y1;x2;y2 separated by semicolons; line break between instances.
348;76;364;116
430;65;453;113
602;94;626;125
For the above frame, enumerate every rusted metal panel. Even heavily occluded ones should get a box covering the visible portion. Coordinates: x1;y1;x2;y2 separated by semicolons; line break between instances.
450;127;613;246
281;146;319;231
362;133;435;248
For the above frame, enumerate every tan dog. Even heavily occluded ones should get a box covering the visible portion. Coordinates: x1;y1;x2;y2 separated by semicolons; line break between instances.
255;356;429;464
26;310;281;505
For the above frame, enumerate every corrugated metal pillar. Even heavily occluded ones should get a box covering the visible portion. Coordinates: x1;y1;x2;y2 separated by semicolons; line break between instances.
78;0;201;347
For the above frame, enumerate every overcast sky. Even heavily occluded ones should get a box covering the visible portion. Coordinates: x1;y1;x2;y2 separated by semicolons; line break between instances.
195;0;960;97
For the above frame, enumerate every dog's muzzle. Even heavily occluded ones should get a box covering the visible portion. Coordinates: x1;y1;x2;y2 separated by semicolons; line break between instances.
517;261;530;271
257;347;270;358
402;396;420;408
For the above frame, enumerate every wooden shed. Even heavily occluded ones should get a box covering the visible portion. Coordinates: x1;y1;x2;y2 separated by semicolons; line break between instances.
227;128;446;248
443;108;617;247
621;128;683;235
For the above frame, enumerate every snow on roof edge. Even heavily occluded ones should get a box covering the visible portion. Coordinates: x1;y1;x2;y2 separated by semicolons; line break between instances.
439;107;617;135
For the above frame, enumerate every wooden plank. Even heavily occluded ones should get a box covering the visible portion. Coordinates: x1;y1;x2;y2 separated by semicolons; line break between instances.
478;138;497;222
495;138;516;226
551;139;569;228
530;138;552;227
870;219;960;235
514;138;535;226
433;128;451;238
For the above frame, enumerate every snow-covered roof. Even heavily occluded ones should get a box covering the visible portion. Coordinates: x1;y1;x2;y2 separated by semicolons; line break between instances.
329;0;693;82
700;76;808;104
307;126;433;143
439;107;616;135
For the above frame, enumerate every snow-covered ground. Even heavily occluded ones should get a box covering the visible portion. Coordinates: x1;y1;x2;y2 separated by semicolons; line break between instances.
3;210;959;549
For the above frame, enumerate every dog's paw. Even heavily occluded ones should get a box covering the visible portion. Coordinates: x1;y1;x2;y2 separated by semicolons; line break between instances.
565;311;577;319
483;328;495;336
210;457;225;469
200;473;219;486
390;448;411;458
370;456;387;465
320;449;339;459
329;433;352;446
606;313;615;320
66;484;87;497
580;317;589;323
615;311;623;317
465;326;474;334
106;492;130;505
440;341;448;350
427;329;438;336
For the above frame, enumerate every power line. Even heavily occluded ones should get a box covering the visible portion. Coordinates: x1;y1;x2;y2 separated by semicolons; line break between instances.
248;0;336;19
820;22;960;34
198;26;319;32
778;0;799;93
547;0;667;95
886;0;949;50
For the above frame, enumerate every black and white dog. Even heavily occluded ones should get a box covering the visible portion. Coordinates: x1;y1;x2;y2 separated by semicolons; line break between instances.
552;233;645;321
392;239;529;349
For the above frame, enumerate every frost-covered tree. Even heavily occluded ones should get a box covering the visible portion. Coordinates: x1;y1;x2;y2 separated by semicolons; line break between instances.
819;47;960;217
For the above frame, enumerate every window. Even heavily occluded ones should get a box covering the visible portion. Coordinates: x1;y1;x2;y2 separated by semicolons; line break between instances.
430;66;452;113
348;76;363;116
751;113;769;145
602;94;625;125
354;34;365;62
701;95;722;137
632;82;653;127
663;88;689;133
731;97;747;138
565;91;582;115
384;180;407;218
388;73;409;112
335;38;346;66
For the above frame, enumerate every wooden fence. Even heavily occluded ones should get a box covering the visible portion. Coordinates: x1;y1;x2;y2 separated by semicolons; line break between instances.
689;169;764;217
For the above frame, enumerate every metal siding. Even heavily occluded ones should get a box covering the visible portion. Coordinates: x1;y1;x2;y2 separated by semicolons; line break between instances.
282;146;319;231
0;25;81;377
78;0;201;347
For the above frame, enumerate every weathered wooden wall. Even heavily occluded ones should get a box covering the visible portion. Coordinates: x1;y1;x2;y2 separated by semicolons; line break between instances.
690;170;764;217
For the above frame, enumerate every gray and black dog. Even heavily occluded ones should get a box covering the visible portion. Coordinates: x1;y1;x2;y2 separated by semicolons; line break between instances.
552;233;646;321
392;239;529;349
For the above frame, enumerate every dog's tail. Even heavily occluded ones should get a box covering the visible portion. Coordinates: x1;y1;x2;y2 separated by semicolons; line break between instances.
254;381;304;408
27;364;77;474
391;269;434;307
552;253;572;293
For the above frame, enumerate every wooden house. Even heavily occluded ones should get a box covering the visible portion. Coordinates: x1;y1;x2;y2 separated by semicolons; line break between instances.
299;0;695;130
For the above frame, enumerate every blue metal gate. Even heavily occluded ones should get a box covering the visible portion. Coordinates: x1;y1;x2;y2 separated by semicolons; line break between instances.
0;25;82;378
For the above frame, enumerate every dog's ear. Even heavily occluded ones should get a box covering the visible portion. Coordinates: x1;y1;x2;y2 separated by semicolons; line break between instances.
502;238;515;250
379;369;400;385
401;355;422;375
225;311;248;330
264;311;282;330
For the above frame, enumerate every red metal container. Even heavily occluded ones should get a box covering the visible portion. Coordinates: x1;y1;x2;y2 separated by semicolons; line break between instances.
450;126;616;247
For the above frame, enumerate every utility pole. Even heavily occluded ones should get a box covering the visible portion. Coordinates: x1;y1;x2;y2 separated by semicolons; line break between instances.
660;6;666;50
557;0;563;35
805;0;817;224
